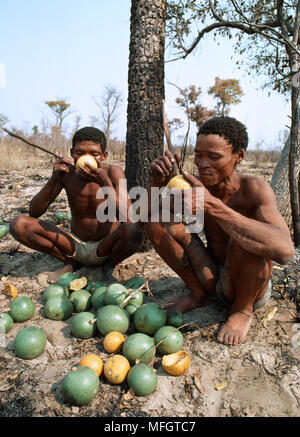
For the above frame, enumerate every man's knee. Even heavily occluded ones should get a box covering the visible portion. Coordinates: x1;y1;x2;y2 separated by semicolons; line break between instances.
9;215;32;238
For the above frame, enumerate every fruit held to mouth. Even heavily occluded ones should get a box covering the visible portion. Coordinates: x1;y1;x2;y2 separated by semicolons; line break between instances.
76;155;98;173
167;175;191;190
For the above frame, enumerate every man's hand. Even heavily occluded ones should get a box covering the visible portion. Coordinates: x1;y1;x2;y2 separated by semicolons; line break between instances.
77;158;113;187
52;157;75;183
181;171;215;215
150;151;181;187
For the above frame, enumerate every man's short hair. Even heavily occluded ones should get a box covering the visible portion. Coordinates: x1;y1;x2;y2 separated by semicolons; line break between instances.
72;126;107;152
197;116;248;152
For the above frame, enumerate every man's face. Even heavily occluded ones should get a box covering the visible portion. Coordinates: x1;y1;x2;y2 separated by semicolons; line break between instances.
194;134;245;187
71;140;108;163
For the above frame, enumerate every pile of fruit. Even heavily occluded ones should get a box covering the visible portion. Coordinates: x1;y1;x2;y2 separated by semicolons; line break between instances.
1;272;191;407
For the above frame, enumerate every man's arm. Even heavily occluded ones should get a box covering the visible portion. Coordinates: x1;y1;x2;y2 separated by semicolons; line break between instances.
29;158;74;218
184;173;294;264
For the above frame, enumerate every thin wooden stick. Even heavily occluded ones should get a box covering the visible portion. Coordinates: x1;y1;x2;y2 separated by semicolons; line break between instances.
1;127;62;159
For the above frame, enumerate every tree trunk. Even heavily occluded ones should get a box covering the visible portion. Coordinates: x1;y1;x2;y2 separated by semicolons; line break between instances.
126;0;166;251
271;134;292;229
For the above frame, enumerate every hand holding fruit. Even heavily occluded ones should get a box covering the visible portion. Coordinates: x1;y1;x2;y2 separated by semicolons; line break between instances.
150;151;181;187
52;157;75;182
76;155;112;187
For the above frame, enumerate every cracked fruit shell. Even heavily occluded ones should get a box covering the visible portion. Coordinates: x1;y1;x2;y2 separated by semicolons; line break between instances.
62;366;99;406
162;350;191;376
9;296;35;322
14;326;46;360
127;363;158;396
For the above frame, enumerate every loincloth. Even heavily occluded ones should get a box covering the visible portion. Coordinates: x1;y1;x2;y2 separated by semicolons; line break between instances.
64;231;109;266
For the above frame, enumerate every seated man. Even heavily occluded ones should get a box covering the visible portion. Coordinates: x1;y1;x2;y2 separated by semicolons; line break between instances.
10;126;143;282
144;116;294;346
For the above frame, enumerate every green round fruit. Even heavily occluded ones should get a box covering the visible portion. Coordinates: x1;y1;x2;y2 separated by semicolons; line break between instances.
104;283;129;306
125;303;140;317
96;305;130;335
126;291;144;308
0;224;9;238
65;211;72;222
125;277;145;290
0;218;3;225
122;333;156;365
55;211;65;223
89;281;106;294
91;286;107;310
57;272;79;288
14;326;47;360
0;313;14;333
127;364;158;396
134;303;166;336
166;311;184;328
44;295;73;321
71;312;98;339
43;283;69;302
69;289;92;312
62;366;99;406
154;325;183;355
9;297;35;322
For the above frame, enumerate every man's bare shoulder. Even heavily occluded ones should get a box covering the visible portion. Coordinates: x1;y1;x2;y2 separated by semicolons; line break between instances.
240;173;276;203
105;163;126;184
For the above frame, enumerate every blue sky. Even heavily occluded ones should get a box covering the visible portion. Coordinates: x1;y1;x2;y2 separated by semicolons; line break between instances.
0;0;290;150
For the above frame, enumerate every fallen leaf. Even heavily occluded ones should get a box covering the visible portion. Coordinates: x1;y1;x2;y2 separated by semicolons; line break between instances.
4;284;18;299
193;373;202;393
262;307;278;327
215;381;228;391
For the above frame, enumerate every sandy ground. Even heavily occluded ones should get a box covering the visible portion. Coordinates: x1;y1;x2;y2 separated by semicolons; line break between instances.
0;164;299;417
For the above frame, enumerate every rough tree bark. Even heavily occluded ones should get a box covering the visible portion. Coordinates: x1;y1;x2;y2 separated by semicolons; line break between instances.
125;0;166;251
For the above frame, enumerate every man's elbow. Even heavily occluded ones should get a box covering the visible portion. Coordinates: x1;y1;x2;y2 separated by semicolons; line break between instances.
275;245;295;265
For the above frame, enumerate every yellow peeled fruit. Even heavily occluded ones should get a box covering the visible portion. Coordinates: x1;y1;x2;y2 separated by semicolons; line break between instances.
167;175;191;190
103;331;126;354
78;353;103;377
69;277;88;291
76;155;98;173
162;350;191;376
104;355;130;384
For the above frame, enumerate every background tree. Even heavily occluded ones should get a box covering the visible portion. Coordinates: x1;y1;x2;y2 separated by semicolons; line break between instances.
208;77;244;116
45;99;72;130
166;0;300;246
126;0;166;190
92;85;123;148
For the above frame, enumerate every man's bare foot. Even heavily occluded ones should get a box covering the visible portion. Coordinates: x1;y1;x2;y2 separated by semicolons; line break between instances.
164;292;213;314
48;262;79;283
217;311;253;346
